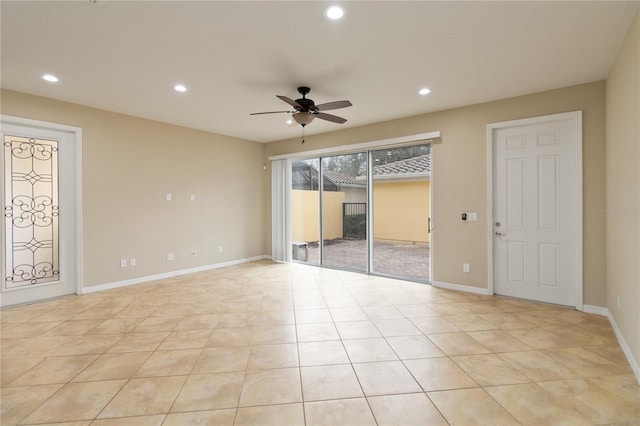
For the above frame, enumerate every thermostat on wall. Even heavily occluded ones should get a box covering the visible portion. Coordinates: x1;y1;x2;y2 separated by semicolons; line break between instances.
462;212;478;221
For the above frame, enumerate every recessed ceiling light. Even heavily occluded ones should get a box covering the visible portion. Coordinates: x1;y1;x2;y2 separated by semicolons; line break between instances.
174;84;187;92
286;119;293;125
325;6;344;20
42;74;59;82
419;88;431;95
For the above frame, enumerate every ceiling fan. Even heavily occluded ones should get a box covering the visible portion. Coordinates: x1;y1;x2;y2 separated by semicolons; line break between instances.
250;86;352;127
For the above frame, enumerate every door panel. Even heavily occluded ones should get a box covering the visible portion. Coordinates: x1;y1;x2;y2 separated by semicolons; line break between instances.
291;159;320;265
321;153;367;272
1;120;79;307
538;243;559;287
538;156;559;231
370;145;431;282
506;240;525;284
506;157;525;229
493;114;580;307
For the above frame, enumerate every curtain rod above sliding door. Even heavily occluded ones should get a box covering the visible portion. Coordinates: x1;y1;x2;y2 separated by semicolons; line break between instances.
268;131;441;161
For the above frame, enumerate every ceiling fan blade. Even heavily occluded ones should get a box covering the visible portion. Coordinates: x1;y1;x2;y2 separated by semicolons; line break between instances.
276;95;302;109
250;110;294;115
315;112;347;124
315;100;352;111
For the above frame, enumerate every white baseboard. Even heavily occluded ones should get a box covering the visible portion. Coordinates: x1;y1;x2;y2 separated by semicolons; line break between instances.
582;305;640;384
604;309;640;384
582;304;609;316
431;280;492;296
80;255;270;295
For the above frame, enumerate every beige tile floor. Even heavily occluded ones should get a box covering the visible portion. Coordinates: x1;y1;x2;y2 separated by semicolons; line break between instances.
1;260;639;425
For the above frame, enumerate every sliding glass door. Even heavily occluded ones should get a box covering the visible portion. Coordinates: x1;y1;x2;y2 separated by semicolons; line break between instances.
371;145;431;282
289;144;431;282
291;159;320;265
321;153;368;272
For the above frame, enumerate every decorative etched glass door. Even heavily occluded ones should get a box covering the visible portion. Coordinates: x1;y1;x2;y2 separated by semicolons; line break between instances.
4;135;60;287
1;118;80;307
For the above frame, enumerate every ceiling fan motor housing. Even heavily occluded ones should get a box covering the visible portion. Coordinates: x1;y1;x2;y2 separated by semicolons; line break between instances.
295;87;315;112
295;98;316;112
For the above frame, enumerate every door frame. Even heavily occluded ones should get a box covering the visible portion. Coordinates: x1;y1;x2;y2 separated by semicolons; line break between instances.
1;114;83;302
486;111;583;309
274;131;439;281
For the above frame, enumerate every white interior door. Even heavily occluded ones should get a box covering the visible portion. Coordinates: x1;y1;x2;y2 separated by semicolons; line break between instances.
1;118;80;307
491;112;581;307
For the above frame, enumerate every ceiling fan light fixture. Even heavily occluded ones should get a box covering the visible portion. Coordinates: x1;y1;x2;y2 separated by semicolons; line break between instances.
293;112;315;126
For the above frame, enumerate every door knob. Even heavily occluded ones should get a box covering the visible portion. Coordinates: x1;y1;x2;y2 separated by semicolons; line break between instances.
495;231;506;236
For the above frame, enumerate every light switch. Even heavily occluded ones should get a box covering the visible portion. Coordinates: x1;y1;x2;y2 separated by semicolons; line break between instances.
166;193;172;201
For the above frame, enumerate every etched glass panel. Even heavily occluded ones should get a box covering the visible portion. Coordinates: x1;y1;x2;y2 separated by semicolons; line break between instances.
4;135;59;288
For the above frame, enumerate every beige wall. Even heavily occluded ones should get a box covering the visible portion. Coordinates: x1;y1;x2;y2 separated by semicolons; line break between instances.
1;89;266;288
265;81;606;307
373;181;431;244
605;12;639;369
291;190;344;242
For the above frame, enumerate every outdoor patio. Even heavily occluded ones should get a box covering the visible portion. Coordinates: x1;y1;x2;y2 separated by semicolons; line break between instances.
302;239;430;282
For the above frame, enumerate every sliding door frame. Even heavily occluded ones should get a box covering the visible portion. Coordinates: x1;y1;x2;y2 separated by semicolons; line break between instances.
271;131;440;280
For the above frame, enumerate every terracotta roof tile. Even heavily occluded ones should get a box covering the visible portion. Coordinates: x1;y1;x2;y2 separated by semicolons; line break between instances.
372;155;431;176
322;170;364;186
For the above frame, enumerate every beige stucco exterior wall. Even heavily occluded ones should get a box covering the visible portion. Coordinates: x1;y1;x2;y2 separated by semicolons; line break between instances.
292;181;431;244
265;81;606;307
291;190;343;242
1;89;266;288
373;181;431;244
605;11;639;371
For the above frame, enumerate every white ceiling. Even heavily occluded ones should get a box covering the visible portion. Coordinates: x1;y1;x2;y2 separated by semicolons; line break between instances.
1;1;637;143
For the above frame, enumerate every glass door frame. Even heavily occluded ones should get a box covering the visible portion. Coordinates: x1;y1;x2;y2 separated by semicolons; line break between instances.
277;131;440;283
319;151;369;273
366;146;432;283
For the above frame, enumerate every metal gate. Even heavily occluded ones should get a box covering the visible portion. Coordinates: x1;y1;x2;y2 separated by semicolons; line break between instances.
343;202;366;239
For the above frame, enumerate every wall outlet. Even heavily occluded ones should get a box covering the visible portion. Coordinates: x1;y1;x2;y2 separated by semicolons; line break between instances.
166;193;172;201
463;263;470;273
190;194;195;201
120;259;127;268
130;258;136;267
190;250;197;257
167;253;175;261
218;246;223;253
